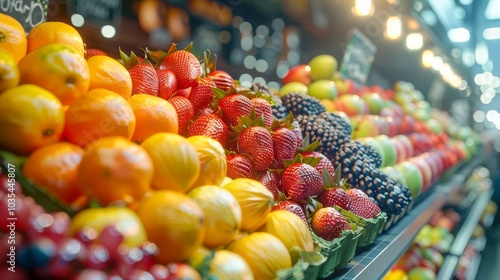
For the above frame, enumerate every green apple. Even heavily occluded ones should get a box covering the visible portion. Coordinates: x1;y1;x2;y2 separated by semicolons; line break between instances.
412;108;431;122
278;81;307;97
394;80;414;92
352;118;380;138
307;79;337;100
335;94;370;116
395;162;423;199
426;119;443;134
356;137;385;162
361;92;384;114
411;90;425;102
380;166;407;186
415;100;431;110
308;54;338;81
374;135;397;167
407;267;436;280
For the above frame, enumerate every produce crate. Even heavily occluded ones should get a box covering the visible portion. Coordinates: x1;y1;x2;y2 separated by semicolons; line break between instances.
275;248;327;280
335;226;363;269
336;207;387;248
312;231;345;279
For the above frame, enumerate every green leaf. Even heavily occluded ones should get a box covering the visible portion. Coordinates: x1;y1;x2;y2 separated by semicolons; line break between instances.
322;168;335;189
333;163;342;186
147;49;168;64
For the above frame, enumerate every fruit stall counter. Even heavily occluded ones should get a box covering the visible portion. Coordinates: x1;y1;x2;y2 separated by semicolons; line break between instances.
329;153;490;280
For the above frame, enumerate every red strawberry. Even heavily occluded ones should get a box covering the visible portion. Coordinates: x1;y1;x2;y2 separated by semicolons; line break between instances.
251;97;273;127
188;114;228;145
159;50;201;88
311;207;351;241
346;188;368;199
188;77;216;111
226;154;254;179
348;196;381;219
219;94;253;126
257;171;280;201
281;163;323;202
318;187;351;210
301;151;335;177
271;201;309;226
157;69;178;99
85;48;107;59
129;63;159;96
167;96;194;135
208;70;234;90
272;127;298;168
238;126;274;171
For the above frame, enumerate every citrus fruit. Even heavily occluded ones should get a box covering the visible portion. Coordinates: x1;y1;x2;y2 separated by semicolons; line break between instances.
26;21;85;57
188;185;242;248
209;250;254;280
64;88;136;147
227;232;292;280
260;210;314;252
127;94;179;143
23;142;84;204
0;49;19;92
140;133;200;193
77;136;153;205
0;13;27;63
87;55;133;99
69;207;147;247
18;43;90;105
137;190;205;264
187;135;227;188
0;84;64;155
222;178;274;232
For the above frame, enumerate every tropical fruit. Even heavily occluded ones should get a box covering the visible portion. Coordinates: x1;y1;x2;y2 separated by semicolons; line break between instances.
0;49;19;92
260;210;314;252
222;178;274;232
137;190;205;263
209;250;254;280
188;185;242;248
64;88;136;147
0;84;65;155
0;13;27;63
18;43;90;105
127;94;179;143
227;232;292;280
141;133;200;193
23;142;84;204
26;21;85;57
77;136;153;205
87;55;133;99
187;135;227;188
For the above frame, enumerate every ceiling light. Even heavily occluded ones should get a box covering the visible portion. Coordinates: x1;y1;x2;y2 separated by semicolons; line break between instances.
485;0;500;20
421;10;437;26
432;56;443;71
422;50;434;68
473;110;485;123
448;28;470;43
406;33;423;50
459;0;473;5
355;0;373;16
475;43;489;65
101;25;116;39
483;27;500;40
386;16;402;40
459;80;468;90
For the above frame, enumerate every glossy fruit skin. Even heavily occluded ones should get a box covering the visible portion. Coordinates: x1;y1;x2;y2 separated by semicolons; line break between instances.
129;63;159;96
159;50;201;89
0;84;65;156
157;69;178;100
187;135;227;187
281;163;323;202
319;188;351;210
302;151;335;177
18;43;90;105
271;200;309;226
167;96;195;135
0;13;27;63
207;70;234;91
226;154;255;179
257;171;280;201
348;196;381;219
209;250;253;280
311;207;351;241
188;77;216;111
0;49;19;92
346;188;369;199
188;114;228;146
87;55;133;99
84;48;107;59
251;97;273;127
238;127;274;171
272;128;298;168
22;142;84;204
219;94;253;126
261;210;314;252
27;21;85;57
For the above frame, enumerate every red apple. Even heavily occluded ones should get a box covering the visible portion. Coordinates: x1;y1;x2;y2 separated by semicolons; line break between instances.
394;135;414;162
386;117;399;137
334;94;370;116
282;64;312;85
409;156;433;191
398;114;417;135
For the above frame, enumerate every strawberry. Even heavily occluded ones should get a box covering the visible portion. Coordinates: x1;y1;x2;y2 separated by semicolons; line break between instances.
85;48;107;59
237;126;274;171
251;97;273;127
281;163;323;202
319;188;351;210
129;63;159;96
226;154;254;179
272;127;298;168
167;96;194;135
301;151;335;177
218;94;253;126
271;200;308;226
159;50;201;88
292;120;303;147
346;188;369;199
157;69;178;99
188;114;228;146
348;196;381;219
311;207;351;241
208;70;234;90
257;171;280;201
188;77;216;111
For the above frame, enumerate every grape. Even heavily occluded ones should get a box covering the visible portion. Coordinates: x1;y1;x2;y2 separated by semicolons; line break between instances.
128;269;155;280
72;269;108;280
76;227;99;245
82;244;110;270
46;212;71;244
136;241;158;270
149;264;171;280
98;224;124;261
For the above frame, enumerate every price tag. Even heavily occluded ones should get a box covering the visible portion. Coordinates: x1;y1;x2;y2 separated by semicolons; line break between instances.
339;29;377;86
67;0;121;29
0;0;48;33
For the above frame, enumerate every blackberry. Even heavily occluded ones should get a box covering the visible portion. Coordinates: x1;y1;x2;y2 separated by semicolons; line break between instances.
318;112;353;138
251;82;272;95
281;92;326;116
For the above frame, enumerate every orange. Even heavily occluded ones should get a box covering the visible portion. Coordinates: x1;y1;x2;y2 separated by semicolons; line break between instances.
77;136;154;205
0;13;27;63
137;190;205;264
0;84;65;156
0;49;19;92
87;55;133;99
18;43;90;105
23;142;84;204
27;21;85;57
127;94;178;143
64;88;136;148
